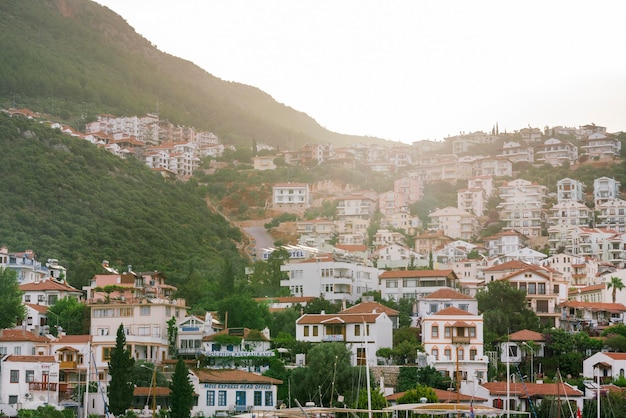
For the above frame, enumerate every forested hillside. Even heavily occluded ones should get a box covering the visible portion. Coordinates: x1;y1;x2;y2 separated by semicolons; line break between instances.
0;0;382;149
0;112;245;293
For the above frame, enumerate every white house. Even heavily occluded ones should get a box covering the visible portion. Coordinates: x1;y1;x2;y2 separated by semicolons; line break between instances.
271;182;311;213
421;307;489;384
190;368;282;416
280;254;380;303
295;311;393;366
0;354;60;409
379;269;459;302
202;328;274;372
417;288;478;317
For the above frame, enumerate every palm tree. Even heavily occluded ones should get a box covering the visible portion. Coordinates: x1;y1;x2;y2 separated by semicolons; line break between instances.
607;276;625;303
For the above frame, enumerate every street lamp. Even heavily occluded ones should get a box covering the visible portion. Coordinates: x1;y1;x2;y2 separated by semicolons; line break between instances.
521;342;535;383
140;363;158;418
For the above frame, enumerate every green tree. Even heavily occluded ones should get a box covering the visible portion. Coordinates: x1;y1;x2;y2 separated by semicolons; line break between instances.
476;280;540;347
170;359;194;418
607;276;625;303
0;267;26;329
354;388;387;410
48;297;87;336
217;295;271;329
107;324;135;416
397;385;437;403
133;360;168;388
167;316;178;358
303;298;341;314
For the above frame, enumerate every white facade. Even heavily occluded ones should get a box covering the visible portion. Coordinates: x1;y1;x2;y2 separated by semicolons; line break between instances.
295;312;393;366
594;177;621;208
535;138;578;166
190;368;281;417
379;269;458;302
0;355;60;408
272;183;310;212
556;178;585;203
421;307;488;383
280;256;380;303
428;206;479;241
417;287;478;317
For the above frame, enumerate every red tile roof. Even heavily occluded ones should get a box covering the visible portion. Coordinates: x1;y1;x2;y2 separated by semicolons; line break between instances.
482;382;582;397
380;270;455;279
202;328;269;342
424;288;474;300
5;355;56;363
386;389;485;403
433;307;474;316
558;301;626;312
193;368;282;385
341;301;399;316
0;329;49;343
508;329;544;342
20;279;81;292
603;353;626;360
134;387;171;396
297;313;383;325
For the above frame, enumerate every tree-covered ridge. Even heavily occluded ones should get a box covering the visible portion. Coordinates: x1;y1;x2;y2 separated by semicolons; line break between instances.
0;0;381;149
0;112;244;289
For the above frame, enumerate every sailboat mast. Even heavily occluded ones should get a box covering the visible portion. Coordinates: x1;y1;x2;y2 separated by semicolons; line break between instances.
84;341;91;418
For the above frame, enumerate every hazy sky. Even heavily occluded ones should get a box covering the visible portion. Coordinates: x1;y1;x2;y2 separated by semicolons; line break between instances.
94;0;626;143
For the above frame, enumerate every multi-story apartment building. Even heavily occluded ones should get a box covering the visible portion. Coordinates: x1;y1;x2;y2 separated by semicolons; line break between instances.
296;219;336;246
497;142;534;163
580;132;621;161
541;254;596;287
457;187;487;217
428;207;479;241
0;248;66;284
202;327;273;371
519;127;543;143
0;354;61;408
417;288;478;317
421;306;488;383
381;210;422;235
535;138;578;167
596;199;626;232
372;243;426;270
373;229;406;247
494;265;568;327
556;178;585;203
414;231;454;257
280;254;380;303
594;176;621;208
472;157;512;178
83;270;188;387
295;310;393;366
379;269;459;302
271;182;310;213
468;176;494;197
483;230;528;257
498;179;548;237
336;194;377;221
547;201;593;254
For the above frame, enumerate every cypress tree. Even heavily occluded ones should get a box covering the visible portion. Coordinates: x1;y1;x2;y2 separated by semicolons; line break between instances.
107;324;135;415
170;359;194;418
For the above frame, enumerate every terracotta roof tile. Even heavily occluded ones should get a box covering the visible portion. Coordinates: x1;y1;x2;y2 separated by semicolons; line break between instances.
341;301;399;316
433;307;474;316
424;288;474;300
380;270;455;279
193;368;282;385
508;329;544;342
0;329;49;343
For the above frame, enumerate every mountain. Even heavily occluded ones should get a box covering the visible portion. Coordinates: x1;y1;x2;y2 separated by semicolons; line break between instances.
0;111;245;294
0;0;389;149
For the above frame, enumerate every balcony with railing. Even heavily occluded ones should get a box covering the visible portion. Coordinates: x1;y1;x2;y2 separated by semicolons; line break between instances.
452;336;471;344
29;382;58;391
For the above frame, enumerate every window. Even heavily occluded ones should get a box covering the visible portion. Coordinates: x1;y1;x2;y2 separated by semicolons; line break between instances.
354;324;361;336
538;283;546;295
432;348;439;360
458;348;464;360
254;391;262;406
10;370;19;383
8;396;17;405
25;295;31;302
140;306;150;316
444;349;451;360
469;327;476;337
459;304;469;311
444;327;451;337
303;326;309;337
429;303;438;314
235;391;246;407
470;349;477;360
528;283;536;294
138;326;151;336
13;347;21;355
103;347;112;361
0;347;6;355
25;370;34;383
432;326;439;338
265;391;274;406
206;391;215;406
312;326;318;336
212;344;221;351
218;391;227;406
